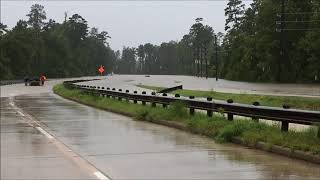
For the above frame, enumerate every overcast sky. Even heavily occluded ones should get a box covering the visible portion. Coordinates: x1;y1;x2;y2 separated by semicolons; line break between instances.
1;1;251;51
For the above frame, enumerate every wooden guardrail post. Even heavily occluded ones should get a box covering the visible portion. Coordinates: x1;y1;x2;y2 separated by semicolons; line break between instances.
162;93;167;108
227;99;234;121
281;121;289;131
105;87;110;98
125;90;130;101
189;96;195;116
118;89;122;101
317;124;320;138
281;104;290;132
133;91;137;104
111;88;116;99
252;101;260;122
142;91;146;105
207;97;213;117
151;92;156;107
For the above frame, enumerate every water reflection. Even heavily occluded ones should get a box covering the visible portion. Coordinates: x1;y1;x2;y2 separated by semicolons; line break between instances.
14;94;320;179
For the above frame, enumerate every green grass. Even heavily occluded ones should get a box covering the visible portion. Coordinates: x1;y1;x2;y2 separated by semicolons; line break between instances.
54;84;320;155
136;84;320;111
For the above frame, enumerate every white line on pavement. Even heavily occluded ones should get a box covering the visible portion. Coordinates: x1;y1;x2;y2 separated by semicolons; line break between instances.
17;111;25;117
94;171;110;180
36;127;54;139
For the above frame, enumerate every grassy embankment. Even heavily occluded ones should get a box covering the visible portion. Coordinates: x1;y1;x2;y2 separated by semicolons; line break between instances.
137;84;320;111
54;84;320;156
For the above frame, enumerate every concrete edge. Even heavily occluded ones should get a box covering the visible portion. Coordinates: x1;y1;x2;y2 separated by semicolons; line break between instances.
54;88;320;165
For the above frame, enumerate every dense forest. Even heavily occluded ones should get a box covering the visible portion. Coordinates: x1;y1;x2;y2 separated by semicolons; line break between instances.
1;1;320;83
116;0;320;83
0;4;116;79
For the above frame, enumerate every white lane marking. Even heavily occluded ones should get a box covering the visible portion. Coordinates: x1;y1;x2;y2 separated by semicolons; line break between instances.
94;171;110;180
36;127;54;139
17;111;25;117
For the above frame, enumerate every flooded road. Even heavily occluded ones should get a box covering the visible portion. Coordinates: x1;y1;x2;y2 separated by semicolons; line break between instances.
79;75;320;98
2;92;320;179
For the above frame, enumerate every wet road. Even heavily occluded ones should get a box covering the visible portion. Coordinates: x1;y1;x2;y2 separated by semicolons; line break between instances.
2;91;320;179
79;75;320;98
1;97;97;179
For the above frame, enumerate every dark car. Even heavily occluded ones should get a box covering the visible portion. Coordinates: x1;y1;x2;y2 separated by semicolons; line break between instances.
29;76;41;86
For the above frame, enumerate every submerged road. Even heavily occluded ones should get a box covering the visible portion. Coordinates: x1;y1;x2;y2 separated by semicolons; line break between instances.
78;75;320;98
1;79;320;179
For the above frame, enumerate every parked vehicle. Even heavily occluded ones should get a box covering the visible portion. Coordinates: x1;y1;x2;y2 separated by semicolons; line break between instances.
29;76;41;86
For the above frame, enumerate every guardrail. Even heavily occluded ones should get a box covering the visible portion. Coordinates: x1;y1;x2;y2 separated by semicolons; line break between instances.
63;80;320;135
158;85;183;93
0;80;24;86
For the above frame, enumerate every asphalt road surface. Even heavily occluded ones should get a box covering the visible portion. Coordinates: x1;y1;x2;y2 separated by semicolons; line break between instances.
1;77;320;179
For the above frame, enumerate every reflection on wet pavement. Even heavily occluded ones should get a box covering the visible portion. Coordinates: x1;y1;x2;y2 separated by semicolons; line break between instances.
7;93;320;179
0;97;95;179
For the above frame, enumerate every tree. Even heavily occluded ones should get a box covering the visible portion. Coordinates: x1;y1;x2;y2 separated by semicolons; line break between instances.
27;4;46;31
116;47;136;74
188;18;214;77
0;23;8;36
68;14;88;46
136;45;145;74
1;4;115;79
225;0;245;31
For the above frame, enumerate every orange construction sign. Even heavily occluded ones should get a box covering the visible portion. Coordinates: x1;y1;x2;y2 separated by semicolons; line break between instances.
98;65;105;75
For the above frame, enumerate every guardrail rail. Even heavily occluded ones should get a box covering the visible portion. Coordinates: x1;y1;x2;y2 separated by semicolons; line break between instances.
0;80;24;86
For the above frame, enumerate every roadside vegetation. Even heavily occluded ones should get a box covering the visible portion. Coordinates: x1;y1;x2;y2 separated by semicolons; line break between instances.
136;84;320;111
54;84;320;156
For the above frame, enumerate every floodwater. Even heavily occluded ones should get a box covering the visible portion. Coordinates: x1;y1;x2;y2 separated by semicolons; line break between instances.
2;91;320;179
77;75;320;98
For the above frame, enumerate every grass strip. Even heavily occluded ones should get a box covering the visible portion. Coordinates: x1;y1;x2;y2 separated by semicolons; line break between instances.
136;84;320;111
53;84;320;157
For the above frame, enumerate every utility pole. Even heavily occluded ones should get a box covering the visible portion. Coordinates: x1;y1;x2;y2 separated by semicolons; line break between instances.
215;35;218;81
279;0;286;82
197;47;200;77
205;46;208;79
200;46;203;77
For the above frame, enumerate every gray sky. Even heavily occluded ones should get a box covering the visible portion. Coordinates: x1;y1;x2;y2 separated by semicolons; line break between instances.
1;1;251;51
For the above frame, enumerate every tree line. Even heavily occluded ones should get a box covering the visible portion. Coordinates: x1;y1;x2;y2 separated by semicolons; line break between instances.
115;0;320;83
0;4;116;79
1;1;319;83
